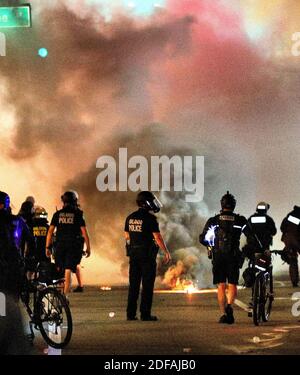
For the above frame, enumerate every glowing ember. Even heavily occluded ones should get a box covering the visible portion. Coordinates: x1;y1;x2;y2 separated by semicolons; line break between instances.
101;286;112;291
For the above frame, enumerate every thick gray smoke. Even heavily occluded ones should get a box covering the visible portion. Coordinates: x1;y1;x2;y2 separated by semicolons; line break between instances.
67;125;216;285
1;2;193;165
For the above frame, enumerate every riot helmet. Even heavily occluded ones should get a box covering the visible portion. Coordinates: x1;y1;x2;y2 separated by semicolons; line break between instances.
61;190;79;207
26;196;35;205
220;191;236;211
256;202;270;214
34;206;48;220
136;191;162;213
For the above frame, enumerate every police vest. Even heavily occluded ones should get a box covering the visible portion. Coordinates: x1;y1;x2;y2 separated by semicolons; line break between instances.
213;214;244;255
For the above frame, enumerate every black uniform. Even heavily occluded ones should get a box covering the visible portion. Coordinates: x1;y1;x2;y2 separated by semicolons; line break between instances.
242;213;277;259
26;217;50;272
199;211;249;285
0;210;33;295
280;206;300;286
50;206;85;273
125;208;159;319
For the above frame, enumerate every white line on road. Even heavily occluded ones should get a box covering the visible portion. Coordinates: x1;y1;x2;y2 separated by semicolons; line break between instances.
275;297;300;301
274;281;285;287
234;299;249;312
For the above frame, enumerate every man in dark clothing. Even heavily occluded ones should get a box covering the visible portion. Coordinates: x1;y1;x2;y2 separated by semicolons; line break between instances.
18;199;34;230
280;206;300;287
241;202;277;310
25;206;50;278
125;191;171;321
46;191;91;295
0;191;33;296
243;202;277;259
199;191;250;324
0;191;34;355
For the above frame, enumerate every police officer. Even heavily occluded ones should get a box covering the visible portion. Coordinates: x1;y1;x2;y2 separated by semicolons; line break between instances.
280;206;300;287
0;192;34;354
241;202;277;309
26;206;50;279
0;191;34;296
125;191;171;321
199;192;249;324
18;198;35;229
242;202;277;259
46;191;91;295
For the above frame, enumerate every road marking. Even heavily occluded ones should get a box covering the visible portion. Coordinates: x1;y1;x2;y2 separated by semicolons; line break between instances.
223;332;285;354
275;297;300;301
274;281;285;287
234;299;249;312
282;325;300;329
273;328;289;332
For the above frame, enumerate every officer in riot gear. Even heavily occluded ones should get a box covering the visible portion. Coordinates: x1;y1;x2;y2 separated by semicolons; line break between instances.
280;206;300;287
46;191;91;295
242;202;277;260
25;206;50;278
125;191;171;321
0;192;34;354
199;191;250;324
18;198;35;229
0;192;34;296
241;202;277;311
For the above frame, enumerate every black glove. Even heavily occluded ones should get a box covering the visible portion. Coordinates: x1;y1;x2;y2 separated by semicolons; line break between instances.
281;249;290;264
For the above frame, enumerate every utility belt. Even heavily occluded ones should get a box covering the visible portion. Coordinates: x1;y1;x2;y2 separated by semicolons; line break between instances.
126;242;159;259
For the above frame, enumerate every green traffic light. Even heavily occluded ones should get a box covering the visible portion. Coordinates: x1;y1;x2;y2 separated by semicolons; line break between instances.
38;48;48;58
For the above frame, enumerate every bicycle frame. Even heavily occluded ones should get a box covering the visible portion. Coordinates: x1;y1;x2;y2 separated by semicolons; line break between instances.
20;268;66;344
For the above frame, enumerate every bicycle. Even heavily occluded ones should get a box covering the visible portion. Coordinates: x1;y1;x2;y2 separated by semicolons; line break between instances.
20;261;73;349
247;250;282;326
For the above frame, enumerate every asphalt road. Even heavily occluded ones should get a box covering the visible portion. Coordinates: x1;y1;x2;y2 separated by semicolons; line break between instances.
24;279;300;356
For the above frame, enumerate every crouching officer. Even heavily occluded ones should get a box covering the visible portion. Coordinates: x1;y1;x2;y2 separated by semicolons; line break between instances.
280;206;300;287
125;191;171;321
199;192;249;324
46;191;91;295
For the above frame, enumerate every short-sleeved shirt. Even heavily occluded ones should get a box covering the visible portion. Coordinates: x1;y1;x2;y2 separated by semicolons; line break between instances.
50;206;86;242
125;208;159;247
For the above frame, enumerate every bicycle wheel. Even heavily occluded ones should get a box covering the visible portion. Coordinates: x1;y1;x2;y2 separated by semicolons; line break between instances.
36;287;72;349
252;276;263;326
261;274;273;322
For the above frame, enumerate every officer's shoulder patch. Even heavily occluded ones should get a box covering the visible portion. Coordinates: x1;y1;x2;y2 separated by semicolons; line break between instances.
219;215;235;221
